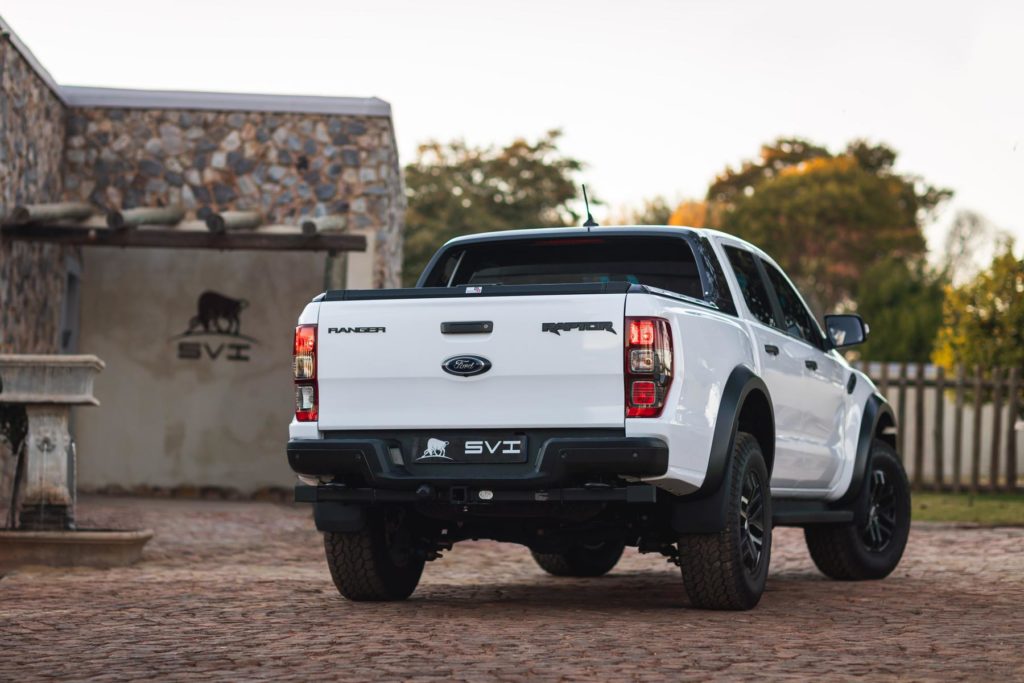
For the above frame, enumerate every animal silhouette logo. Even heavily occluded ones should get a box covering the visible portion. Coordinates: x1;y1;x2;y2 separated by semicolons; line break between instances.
186;291;249;337
418;438;452;461
173;290;257;362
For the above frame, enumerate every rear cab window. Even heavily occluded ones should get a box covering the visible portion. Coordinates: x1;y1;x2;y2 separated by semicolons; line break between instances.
421;233;735;313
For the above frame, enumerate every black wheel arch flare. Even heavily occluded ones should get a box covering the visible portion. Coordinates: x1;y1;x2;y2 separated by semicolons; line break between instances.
671;365;774;534
836;392;897;506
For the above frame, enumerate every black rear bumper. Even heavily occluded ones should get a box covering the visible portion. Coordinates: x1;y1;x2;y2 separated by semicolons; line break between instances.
287;433;668;490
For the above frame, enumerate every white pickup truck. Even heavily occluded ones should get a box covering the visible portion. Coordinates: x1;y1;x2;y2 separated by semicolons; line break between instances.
288;226;910;610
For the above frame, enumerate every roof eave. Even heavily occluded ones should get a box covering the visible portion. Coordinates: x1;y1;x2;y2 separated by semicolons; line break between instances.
60;86;392;118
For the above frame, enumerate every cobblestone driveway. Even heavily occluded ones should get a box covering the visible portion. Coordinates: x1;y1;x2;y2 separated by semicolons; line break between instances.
1;496;1022;681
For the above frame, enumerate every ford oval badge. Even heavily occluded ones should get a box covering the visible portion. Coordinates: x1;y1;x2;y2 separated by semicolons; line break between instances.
442;355;491;377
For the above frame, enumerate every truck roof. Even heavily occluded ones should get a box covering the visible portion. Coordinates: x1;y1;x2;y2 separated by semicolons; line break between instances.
440;225;773;268
442;224;737;247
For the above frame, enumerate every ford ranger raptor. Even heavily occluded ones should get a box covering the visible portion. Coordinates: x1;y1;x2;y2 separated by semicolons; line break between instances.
287;226;910;610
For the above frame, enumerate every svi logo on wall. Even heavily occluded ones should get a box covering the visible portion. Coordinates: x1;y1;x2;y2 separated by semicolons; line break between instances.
171;291;258;362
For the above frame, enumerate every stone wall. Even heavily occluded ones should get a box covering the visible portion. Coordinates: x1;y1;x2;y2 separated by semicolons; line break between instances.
0;34;68;353
62;108;404;288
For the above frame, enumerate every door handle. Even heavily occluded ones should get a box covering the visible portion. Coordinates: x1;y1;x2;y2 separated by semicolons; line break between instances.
764;344;779;356
440;321;493;334
805;360;818;371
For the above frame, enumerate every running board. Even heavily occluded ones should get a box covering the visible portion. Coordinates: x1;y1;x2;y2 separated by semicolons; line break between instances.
772;499;855;526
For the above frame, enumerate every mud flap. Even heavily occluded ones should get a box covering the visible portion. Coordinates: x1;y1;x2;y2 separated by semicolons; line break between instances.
670;452;737;534
313;502;366;533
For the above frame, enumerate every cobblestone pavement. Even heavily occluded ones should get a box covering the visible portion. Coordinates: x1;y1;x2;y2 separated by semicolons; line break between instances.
1;496;1022;682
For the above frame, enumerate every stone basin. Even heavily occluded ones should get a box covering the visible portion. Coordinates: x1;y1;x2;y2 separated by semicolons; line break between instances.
0;528;154;574
0;354;105;405
0;354;152;570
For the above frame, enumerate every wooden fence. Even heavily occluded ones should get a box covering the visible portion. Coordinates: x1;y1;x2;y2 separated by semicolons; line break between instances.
855;363;1022;492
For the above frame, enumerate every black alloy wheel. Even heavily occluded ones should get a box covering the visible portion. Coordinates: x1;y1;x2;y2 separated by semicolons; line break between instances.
862;467;897;552
739;468;768;573
804;441;911;581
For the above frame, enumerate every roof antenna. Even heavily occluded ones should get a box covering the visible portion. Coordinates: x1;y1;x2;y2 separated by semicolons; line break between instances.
582;184;599;230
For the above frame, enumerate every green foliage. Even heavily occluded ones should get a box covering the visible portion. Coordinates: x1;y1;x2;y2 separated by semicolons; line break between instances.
708;138;830;207
855;258;945;362
912;492;1024;526
934;243;1024;372
709;138;952;315
402;130;583;285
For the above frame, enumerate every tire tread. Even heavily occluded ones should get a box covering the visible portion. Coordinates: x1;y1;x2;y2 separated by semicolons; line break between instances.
677;432;770;610
323;521;423;601
804;440;910;581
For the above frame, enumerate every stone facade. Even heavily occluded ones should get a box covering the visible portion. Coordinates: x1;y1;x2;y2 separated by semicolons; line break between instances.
62;108;404;287
0;15;405;491
0;17;405;354
0;34;69;353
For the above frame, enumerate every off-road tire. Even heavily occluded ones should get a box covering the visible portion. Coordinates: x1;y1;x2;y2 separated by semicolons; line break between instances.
323;511;424;601
531;539;626;577
804;441;910;580
677;432;772;610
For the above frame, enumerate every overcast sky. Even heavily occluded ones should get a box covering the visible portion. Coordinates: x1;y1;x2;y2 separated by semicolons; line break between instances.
3;0;1021;253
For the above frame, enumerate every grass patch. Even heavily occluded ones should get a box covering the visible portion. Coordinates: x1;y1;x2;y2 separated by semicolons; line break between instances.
912;491;1024;526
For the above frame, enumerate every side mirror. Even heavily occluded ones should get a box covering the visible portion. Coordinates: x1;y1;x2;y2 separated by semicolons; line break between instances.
824;314;869;349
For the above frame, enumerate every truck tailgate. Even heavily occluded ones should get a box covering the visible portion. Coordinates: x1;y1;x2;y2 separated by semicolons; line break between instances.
316;292;626;430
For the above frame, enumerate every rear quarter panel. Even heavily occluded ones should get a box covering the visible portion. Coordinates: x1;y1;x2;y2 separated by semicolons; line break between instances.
625;294;755;494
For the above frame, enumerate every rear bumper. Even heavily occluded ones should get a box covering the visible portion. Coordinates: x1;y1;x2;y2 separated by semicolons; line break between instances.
287;434;668;490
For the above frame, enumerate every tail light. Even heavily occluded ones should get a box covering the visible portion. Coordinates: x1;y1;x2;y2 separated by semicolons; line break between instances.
625;317;673;418
294;324;317;422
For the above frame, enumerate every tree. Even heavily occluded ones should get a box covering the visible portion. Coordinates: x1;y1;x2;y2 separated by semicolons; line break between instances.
402;130;584;284
854;258;945;362
668;199;720;228
709;138;952;315
708;138;830;208
934;243;1024;384
942;210;991;284
939;210;1016;286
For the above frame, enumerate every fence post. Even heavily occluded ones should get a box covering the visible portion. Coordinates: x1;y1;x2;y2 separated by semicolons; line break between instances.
897;362;908;460
1007;367;1020;492
971;365;983;494
879;362;890;396
913;364;926;488
933;365;945;490
953;365;965;493
989;368;1003;492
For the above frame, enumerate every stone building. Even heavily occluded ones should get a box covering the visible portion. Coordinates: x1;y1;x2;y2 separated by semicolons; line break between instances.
0;15;404;493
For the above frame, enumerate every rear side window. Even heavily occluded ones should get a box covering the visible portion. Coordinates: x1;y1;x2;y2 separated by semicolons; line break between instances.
697;237;737;316
724;247;777;327
426;236;705;299
762;260;824;348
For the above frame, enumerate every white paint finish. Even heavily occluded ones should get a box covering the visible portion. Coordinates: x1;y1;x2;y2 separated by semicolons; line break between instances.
624;293;753;492
296;301;320;327
709;231;866;498
76;248;326;493
821;363;878;501
750;323;843;489
297;225;881;501
314;294;627;430
289;421;319;440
